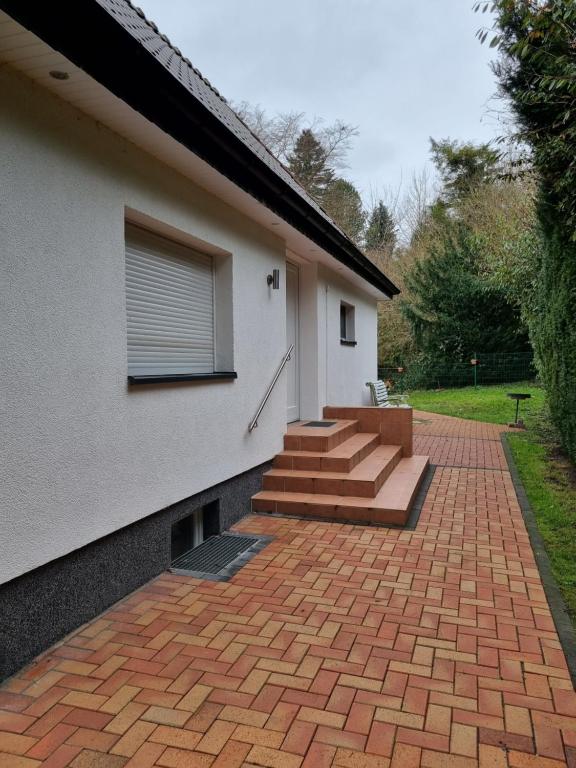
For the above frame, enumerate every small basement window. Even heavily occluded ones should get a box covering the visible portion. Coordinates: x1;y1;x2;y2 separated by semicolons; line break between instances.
340;301;356;345
171;500;220;562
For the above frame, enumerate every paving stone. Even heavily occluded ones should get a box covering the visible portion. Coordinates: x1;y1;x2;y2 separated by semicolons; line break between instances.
1;412;575;767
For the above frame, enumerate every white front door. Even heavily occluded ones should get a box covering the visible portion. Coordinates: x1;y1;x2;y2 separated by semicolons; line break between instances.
286;262;300;423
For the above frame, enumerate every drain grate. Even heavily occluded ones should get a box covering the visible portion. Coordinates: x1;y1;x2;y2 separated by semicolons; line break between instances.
303;420;336;428
170;533;269;580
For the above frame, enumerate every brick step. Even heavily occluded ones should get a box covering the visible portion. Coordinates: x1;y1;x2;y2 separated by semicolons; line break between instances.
284;419;358;453
253;456;429;526
274;432;380;473
264;445;402;498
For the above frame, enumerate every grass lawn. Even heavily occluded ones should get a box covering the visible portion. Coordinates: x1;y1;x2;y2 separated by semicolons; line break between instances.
408;381;545;426
509;432;576;621
408;382;576;624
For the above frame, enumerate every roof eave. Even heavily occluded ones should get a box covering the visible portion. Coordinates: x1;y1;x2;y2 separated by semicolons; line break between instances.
0;0;400;298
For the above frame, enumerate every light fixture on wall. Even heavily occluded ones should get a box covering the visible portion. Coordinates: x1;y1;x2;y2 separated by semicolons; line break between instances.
267;269;280;289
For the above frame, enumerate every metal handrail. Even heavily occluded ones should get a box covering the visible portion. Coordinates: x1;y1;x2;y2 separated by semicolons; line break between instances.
248;344;294;432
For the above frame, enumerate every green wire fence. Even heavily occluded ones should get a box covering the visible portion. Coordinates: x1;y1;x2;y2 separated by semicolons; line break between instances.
378;352;536;393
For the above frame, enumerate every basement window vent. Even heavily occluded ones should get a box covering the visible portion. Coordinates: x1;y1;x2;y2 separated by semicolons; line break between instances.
170;533;271;581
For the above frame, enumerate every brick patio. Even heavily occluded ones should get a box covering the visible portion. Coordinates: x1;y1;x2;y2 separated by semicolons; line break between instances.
1;412;575;767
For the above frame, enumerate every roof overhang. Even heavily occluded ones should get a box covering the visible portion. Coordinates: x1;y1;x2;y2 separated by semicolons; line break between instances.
0;0;399;300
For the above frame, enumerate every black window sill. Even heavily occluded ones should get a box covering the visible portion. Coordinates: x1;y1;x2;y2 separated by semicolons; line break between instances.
340;339;357;347
128;372;238;385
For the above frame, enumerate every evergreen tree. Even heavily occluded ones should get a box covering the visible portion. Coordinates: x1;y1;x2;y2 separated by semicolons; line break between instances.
401;225;530;365
287;129;334;199
322;179;366;244
430;138;499;205
365;201;397;252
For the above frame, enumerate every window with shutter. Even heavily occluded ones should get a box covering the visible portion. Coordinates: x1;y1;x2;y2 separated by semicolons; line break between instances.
125;225;215;376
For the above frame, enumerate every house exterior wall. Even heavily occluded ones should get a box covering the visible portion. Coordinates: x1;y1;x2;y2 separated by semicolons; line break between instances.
0;67;288;585
1;66;381;597
318;267;379;409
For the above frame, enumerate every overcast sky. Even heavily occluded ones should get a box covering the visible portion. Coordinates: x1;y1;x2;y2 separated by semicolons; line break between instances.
137;0;504;203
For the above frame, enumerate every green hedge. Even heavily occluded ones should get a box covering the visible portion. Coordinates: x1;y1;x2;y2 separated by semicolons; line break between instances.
530;233;576;461
485;0;576;461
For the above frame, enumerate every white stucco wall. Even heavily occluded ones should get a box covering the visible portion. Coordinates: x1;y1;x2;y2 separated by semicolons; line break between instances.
1;66;382;586
318;267;379;409
0;68;289;584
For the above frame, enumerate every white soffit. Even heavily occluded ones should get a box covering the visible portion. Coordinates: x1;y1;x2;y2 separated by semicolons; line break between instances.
0;11;390;301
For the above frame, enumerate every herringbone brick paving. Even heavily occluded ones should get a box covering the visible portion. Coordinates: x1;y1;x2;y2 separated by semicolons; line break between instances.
413;435;508;470
1;413;575;767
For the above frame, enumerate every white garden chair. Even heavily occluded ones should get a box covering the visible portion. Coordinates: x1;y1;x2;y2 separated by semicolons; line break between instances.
366;380;410;408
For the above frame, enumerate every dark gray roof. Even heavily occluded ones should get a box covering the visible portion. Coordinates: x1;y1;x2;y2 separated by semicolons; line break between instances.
96;0;345;230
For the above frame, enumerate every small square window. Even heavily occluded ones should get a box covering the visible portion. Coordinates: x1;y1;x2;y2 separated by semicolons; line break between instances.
340;302;355;343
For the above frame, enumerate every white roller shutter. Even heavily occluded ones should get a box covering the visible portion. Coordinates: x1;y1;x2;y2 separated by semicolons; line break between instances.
125;225;214;375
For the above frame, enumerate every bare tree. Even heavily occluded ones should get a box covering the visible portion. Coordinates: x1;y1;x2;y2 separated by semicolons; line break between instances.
397;169;438;245
233;101;357;171
316;120;359;170
365;169;438;248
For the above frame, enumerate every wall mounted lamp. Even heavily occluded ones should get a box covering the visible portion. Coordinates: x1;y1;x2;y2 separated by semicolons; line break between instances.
267;269;280;289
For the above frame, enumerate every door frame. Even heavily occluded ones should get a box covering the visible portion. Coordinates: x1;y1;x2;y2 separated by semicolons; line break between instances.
286;261;300;423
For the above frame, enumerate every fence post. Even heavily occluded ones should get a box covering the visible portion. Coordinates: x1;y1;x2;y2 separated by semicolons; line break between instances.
470;354;479;389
